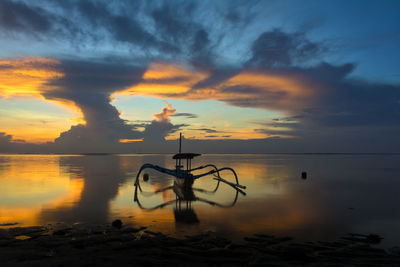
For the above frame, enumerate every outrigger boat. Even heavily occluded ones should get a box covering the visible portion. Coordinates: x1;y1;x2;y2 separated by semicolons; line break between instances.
134;134;246;221
134;133;246;190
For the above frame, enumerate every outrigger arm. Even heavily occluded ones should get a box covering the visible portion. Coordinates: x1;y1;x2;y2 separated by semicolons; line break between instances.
134;132;246;191
134;163;246;190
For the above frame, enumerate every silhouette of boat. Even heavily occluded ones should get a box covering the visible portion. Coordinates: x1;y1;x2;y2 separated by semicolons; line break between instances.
134;133;246;190
133;133;246;223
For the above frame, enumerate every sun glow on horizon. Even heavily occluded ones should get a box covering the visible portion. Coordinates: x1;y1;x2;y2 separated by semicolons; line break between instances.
0;58;85;143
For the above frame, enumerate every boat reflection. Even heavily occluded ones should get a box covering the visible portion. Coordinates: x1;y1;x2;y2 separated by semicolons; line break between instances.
134;176;246;224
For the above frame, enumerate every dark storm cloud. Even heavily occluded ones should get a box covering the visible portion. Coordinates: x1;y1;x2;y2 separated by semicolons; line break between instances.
141;102;188;142
222;0;258;26
40;59;193;149
151;1;197;45
150;1;215;66
247;29;324;68
0;0;81;40
0;0;205;54
1;1;399;153
44;26;399;145
0;132;13;144
254;128;293;137
192;128;221;134
273;115;304;122
171;113;198;119
274;61;400;127
192;67;241;90
74;0;177;53
41;60;147;148
256;121;300;128
302;79;400;127
0;0;52;33
189;30;400;129
0;0;239;64
142;121;185;142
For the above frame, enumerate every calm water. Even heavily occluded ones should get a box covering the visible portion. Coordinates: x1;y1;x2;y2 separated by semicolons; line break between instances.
1;154;400;246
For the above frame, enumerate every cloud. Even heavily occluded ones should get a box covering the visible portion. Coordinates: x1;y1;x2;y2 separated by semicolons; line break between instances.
0;0;52;34
115;29;400;131
142;102;184;142
0;132;12;143
0;132;16;152
0;58;63;98
0;0;219;58
0;132;30;153
39;60;149;149
0;1;399;152
171;113;198;119
152;101;176;122
74;0;178;53
116;62;210;97
247;29;323;68
151;1;197;45
273;115;304;122
192;128;220;134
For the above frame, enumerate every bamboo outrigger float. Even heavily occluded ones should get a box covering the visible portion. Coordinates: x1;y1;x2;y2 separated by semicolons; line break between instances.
134;133;246;190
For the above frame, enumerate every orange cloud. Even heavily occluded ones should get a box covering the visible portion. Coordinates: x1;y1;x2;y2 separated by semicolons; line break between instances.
116;62;210;96
0;58;84;119
153;101;176;122
114;63;314;140
213;71;314;110
0;58;63;98
119;138;143;143
116;62;315;114
0;58;85;142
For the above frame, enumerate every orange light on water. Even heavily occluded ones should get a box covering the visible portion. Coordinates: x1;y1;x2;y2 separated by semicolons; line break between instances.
0;156;84;226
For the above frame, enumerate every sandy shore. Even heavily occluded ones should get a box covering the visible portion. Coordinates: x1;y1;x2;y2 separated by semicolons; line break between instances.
1;222;400;266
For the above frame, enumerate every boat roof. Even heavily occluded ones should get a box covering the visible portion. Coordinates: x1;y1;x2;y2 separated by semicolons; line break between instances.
173;153;201;159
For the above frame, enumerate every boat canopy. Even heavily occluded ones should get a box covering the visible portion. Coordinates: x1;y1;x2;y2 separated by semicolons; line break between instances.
172;153;201;160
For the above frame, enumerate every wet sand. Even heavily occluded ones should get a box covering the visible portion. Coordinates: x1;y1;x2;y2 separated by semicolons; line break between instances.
1;222;400;266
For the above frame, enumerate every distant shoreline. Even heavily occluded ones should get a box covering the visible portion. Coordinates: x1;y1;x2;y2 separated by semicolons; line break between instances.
1;152;400;156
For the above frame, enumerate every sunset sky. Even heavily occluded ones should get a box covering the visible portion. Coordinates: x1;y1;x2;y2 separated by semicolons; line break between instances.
0;0;399;153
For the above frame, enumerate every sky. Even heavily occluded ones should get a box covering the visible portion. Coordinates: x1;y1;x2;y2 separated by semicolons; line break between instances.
0;0;399;153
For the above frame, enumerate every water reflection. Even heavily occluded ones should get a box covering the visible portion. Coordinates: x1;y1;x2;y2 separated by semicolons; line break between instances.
1;154;400;247
0;155;83;226
39;155;134;224
134;176;244;225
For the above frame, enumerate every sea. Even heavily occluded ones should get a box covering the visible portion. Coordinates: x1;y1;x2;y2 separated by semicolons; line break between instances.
1;153;400;247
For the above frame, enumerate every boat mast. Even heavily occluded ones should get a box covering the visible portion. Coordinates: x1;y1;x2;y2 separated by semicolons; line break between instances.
179;132;182;154
177;133;182;170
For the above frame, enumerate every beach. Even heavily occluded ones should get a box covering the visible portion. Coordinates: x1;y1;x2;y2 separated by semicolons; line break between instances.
1;222;400;266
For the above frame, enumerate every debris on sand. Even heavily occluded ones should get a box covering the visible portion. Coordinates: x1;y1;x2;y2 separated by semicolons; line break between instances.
0;224;399;266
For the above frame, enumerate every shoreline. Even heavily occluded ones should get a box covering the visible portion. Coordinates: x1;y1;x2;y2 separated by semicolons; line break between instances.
1;222;400;266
